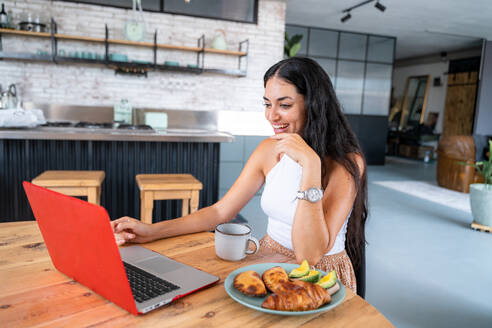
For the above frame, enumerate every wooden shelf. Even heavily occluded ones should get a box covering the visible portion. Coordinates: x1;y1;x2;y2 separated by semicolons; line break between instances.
0;21;248;77
0;28;247;56
0;28;51;38
0;52;247;77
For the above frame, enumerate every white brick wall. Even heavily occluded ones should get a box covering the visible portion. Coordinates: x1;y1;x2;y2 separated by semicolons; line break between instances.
0;0;285;111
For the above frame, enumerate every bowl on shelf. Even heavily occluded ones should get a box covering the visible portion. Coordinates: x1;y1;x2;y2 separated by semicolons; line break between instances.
36;49;49;56
164;61;179;67
81;52;95;60
109;53;128;62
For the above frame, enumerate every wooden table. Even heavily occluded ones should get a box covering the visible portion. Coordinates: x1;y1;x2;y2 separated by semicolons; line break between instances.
0;221;393;327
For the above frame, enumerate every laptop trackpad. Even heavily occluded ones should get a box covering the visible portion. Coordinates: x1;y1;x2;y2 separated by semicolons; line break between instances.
137;257;182;275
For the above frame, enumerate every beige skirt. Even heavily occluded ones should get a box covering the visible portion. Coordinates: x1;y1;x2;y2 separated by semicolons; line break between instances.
260;234;357;294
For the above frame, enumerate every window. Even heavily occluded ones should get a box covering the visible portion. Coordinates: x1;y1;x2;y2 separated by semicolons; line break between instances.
286;24;396;116
164;0;256;22
56;0;258;23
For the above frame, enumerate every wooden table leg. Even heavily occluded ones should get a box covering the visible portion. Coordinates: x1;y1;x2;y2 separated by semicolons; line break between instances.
182;199;189;216
140;191;145;220
190;190;199;213
96;187;101;205
141;191;154;224
87;187;97;205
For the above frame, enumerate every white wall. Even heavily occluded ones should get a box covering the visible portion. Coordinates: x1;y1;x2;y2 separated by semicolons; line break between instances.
392;61;449;133
0;0;285;112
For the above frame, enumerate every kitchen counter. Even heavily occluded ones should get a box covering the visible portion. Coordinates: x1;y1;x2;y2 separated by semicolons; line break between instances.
0;126;233;143
1;105;234;221
1;126;226;221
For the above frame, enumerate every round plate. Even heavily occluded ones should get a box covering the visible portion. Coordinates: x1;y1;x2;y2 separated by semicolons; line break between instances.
224;262;346;316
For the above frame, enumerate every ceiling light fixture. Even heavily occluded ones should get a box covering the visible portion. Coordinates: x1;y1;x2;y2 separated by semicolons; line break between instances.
374;1;386;12
341;0;386;23
341;12;352;23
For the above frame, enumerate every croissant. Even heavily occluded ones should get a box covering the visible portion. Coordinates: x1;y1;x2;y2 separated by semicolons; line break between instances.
261;280;331;311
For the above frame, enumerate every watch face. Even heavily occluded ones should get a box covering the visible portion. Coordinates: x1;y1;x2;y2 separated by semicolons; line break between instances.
307;187;323;202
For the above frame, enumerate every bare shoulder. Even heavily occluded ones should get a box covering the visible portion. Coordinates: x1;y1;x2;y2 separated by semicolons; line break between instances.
324;152;366;181
257;137;276;151
248;137;275;158
350;152;366;177
248;138;278;176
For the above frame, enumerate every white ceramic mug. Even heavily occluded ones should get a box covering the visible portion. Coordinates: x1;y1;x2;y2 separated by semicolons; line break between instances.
215;223;259;261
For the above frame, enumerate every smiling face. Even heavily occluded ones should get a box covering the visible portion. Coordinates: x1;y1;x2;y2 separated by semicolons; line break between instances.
263;76;306;135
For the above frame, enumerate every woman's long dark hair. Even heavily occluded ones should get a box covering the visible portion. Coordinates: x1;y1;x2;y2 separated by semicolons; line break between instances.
264;57;368;271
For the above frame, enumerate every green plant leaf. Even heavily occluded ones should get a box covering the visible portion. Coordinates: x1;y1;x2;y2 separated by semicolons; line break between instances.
284;33;303;58
289;42;301;57
291;34;303;44
284;46;290;57
484;163;492;179
484;141;492;184
284;32;292;56
488;140;492;163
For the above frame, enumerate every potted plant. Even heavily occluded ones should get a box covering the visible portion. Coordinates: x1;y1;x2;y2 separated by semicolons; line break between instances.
284;32;303;58
469;140;492;227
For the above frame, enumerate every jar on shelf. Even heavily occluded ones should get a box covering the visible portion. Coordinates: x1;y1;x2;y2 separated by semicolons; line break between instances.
113;99;132;124
211;29;227;50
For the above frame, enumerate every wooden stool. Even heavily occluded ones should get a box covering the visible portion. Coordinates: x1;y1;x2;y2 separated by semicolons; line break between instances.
136;174;203;224
32;170;105;205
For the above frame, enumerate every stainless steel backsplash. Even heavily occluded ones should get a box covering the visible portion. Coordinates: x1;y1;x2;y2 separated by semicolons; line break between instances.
23;103;218;131
22;103;272;135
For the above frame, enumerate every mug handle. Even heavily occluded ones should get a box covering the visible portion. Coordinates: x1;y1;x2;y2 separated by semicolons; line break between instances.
245;237;259;255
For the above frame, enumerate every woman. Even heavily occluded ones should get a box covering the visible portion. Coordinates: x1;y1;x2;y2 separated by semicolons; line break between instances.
112;57;368;293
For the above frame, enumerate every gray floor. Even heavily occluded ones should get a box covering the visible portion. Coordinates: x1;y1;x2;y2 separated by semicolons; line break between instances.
241;156;492;327
366;157;492;328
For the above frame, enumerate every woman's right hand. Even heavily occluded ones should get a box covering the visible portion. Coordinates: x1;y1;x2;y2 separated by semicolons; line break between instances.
111;216;156;246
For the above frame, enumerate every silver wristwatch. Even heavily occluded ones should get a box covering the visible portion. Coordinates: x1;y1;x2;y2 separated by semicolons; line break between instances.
296;187;324;203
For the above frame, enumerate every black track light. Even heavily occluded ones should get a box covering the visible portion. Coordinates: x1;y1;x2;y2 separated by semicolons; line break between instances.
341;12;352;23
375;1;386;12
341;0;386;22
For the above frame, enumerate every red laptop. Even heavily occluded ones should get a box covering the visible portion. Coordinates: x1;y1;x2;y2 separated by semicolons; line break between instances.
23;181;219;315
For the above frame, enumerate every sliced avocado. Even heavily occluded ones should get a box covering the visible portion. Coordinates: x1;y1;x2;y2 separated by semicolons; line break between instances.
288;260;310;278
316;270;337;289
299;270;321;283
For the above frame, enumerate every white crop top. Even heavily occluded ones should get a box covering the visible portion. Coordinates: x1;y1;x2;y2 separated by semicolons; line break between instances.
261;154;348;256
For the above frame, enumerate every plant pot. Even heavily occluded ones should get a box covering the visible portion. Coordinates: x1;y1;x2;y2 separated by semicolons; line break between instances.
470;183;492;227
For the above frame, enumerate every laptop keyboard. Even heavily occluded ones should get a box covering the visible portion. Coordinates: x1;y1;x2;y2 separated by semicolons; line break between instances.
123;262;180;303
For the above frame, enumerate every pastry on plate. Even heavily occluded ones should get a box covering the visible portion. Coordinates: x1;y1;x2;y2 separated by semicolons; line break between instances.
261;280;331;311
262;266;289;293
233;270;267;297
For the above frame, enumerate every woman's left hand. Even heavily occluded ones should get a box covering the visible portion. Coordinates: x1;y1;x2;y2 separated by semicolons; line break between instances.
270;133;320;169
